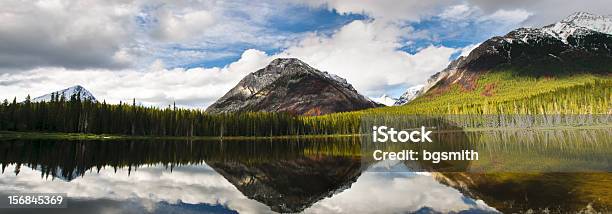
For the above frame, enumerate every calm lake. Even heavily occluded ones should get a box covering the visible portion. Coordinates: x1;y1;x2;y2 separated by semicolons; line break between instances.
0;128;610;213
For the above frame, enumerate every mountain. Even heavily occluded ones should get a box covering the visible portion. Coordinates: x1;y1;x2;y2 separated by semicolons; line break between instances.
371;94;398;106
420;12;612;96
394;85;424;106
32;85;97;102
206;58;381;116
379;12;612;115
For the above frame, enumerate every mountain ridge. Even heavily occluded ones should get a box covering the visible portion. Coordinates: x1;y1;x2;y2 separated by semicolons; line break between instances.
206;58;381;115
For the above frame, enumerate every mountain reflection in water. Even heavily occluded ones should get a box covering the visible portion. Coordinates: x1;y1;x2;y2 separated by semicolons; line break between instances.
0;128;610;213
0;137;497;213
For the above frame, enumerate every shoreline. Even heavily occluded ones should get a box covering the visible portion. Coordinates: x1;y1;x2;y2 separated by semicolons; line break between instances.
0;124;609;141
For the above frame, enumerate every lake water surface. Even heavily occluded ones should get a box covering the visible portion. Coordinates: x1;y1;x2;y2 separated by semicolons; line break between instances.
0;128;610;213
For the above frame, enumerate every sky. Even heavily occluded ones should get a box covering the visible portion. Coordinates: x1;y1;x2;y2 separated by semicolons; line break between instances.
1;0;611;109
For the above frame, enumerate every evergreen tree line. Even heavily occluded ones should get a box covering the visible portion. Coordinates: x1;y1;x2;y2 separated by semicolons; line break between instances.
0;93;359;136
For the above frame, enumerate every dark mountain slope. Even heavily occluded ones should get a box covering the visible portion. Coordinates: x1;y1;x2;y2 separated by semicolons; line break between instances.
206;58;381;116
419;12;612;98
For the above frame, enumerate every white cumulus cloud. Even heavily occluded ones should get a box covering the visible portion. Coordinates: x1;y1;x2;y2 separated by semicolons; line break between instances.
0;0;139;70
275;20;458;96
151;9;216;42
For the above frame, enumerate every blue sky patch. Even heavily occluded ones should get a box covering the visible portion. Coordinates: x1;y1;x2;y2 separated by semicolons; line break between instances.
267;6;366;34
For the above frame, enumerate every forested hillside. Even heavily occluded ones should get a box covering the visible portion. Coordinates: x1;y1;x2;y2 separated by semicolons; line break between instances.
369;71;611;115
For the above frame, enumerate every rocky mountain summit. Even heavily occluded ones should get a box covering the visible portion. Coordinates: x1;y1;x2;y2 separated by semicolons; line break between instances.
32;85;97;102
206;58;381;115
420;12;612;95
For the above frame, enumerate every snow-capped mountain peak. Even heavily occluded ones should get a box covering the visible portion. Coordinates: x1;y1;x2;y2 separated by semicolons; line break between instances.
371;94;398;106
562;12;612;33
543;12;612;44
32;85;97;102
394;85;424;106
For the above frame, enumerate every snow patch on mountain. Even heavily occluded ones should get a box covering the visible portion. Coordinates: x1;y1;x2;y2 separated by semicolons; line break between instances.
32;85;97;102
542;12;612;44
371;94;398;106
394;85;424;106
562;12;612;34
320;71;352;88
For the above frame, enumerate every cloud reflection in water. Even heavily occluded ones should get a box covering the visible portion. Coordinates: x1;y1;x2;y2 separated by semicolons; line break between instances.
0;161;497;213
